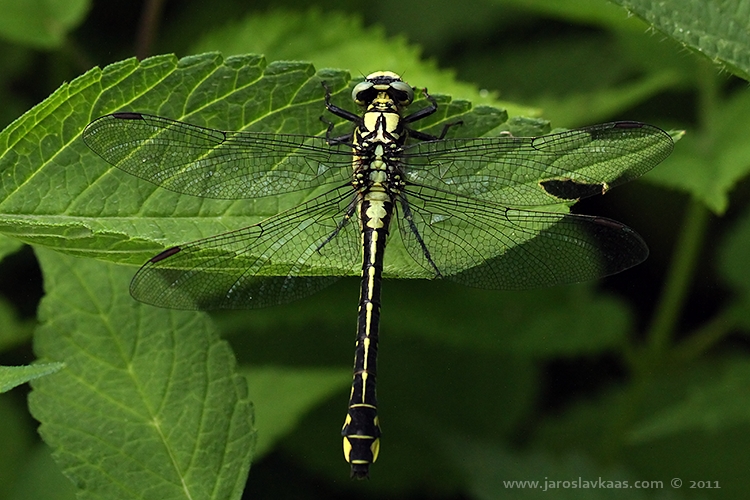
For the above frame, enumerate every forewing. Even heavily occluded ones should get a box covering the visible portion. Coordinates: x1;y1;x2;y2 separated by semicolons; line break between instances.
398;185;648;289
130;186;361;309
83;113;353;199
401;122;673;206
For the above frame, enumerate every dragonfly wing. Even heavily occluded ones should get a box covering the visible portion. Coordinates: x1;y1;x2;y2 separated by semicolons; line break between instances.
83;113;353;199
398;185;648;289
130;186;361;309
401;122;673;206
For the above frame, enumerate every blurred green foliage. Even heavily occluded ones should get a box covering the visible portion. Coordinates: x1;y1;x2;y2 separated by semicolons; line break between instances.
1;0;750;499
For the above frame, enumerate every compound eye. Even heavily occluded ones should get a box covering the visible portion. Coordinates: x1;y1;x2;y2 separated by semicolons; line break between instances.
352;81;374;105
390;81;414;105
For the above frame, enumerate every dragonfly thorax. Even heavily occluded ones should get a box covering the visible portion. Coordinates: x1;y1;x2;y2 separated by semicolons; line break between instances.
349;73;412;199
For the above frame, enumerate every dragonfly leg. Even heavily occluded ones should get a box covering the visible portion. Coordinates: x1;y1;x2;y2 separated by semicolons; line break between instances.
399;197;443;278
320;115;354;146
316;197;358;253
404;88;463;140
322;81;362;124
403;88;438;124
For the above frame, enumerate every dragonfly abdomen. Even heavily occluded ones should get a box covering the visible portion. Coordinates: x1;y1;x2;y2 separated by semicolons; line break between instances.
342;186;394;478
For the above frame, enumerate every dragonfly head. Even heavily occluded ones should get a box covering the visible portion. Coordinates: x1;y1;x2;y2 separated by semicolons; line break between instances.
352;71;415;108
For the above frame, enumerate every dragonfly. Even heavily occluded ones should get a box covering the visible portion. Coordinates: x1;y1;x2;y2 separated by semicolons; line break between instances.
83;71;673;478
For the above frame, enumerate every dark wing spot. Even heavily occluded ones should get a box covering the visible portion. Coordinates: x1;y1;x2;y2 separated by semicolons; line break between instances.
112;112;145;120
150;246;182;263
540;179;605;200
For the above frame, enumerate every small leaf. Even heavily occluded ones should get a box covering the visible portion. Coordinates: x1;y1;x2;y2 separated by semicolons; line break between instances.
28;248;255;499
645;91;750;213
0;363;63;392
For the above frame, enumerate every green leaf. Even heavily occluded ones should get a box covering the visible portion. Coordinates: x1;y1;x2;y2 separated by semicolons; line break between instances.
645;90;750;214
0;362;63;392
630;359;750;442
611;0;750;81
0;52;506;274
0;0;90;49
0;54;336;263
28;248;254;500
243;366;349;458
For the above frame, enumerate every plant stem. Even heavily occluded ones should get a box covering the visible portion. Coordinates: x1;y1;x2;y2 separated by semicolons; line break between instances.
645;198;710;357
643;59;718;362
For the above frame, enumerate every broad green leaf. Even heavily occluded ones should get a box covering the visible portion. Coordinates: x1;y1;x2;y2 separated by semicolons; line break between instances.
243;366;349;458
28;248;254;500
0;362;63;392
0;54;346;264
190;9;535;117
611;0;750;81
630;359;750;442
0;0;89;49
645;89;750;214
0;52;507;275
